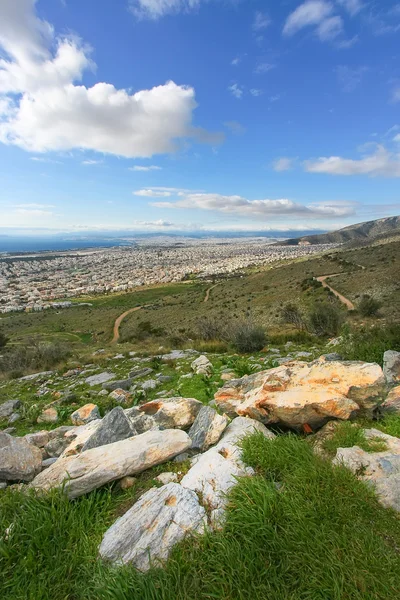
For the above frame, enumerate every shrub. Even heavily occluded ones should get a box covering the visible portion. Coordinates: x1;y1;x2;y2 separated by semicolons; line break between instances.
338;323;400;364
358;295;382;317
195;317;227;341
228;320;267;353
0;330;8;348
280;303;305;330
308;302;345;337
0;340;72;377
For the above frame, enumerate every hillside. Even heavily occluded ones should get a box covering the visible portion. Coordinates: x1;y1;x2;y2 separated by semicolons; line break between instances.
279;215;400;246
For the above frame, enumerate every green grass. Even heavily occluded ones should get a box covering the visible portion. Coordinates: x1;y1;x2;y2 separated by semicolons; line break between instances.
318;421;388;457
338;323;400;365
2;434;400;600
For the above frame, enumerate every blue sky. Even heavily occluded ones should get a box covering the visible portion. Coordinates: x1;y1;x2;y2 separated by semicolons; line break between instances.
0;0;400;235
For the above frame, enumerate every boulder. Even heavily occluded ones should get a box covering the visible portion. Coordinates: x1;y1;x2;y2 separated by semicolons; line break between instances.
31;429;191;498
71;403;101;426
383;351;400;385
24;431;50;448
37;407;58;424
129;367;153;380
215;358;386;430
139;397;203;430
141;379;159;392
0;399;21;419
99;483;206;571
108;389;132;404
381;386;400;414
188;406;230;452
334;429;400;512
85;372;115;386
0;432;42;482
60;420;102;457
102;379;133;391
191;355;213;377
82;407;137;452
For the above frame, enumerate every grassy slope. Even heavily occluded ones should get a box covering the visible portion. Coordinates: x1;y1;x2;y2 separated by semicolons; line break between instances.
2;434;400;600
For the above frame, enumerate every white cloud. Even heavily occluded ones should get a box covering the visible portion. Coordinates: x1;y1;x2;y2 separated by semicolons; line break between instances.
129;0;238;20
134;189;172;197
150;191;355;218
15;208;54;216
394;134;400;143
14;203;55;208
283;1;334;36
228;83;243;99
335;65;367;91
231;57;240;66
337;34;359;48
250;88;262;97
336;0;364;16
273;157;293;172
317;15;343;40
254;62;275;74
30;156;61;163
392;87;400;103
224;121;246;134
81;159;103;165
130;165;162;171
305;145;400;177
253;11;271;31
0;0;219;158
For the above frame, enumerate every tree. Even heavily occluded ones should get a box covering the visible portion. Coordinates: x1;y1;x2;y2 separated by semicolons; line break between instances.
281;303;305;330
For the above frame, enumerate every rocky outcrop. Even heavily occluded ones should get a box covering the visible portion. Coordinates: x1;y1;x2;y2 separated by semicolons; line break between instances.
139;397;203;430
215;358;386;430
381;386;400;414
82;407;137;452
0;432;42;482
71;404;101;426
334;429;400;512
99;483;206;571
31;429;192;498
383;351;400;385
188;406;229;452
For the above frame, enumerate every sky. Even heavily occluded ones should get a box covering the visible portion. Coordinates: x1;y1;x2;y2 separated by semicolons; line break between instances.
0;0;400;236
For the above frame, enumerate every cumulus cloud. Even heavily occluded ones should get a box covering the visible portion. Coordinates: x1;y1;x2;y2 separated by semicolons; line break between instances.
130;165;162;171
227;83;243;99
0;0;219;158
253;11;271;31
305;145;400;177
150;191;355;218
273;157;293;172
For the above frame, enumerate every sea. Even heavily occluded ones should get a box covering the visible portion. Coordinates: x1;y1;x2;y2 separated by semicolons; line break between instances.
0;237;130;254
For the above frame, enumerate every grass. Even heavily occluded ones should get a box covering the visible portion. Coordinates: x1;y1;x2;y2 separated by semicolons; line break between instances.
318;421;388;457
338;323;400;365
2;434;400;600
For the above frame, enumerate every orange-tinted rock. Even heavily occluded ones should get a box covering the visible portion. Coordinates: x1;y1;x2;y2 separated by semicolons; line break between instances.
70;403;100;426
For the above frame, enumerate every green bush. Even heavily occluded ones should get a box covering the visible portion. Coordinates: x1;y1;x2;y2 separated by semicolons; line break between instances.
0;330;8;348
0;339;71;377
228;320;267;353
308;302;345;337
358;295;382;317
338;324;400;364
280;303;305;330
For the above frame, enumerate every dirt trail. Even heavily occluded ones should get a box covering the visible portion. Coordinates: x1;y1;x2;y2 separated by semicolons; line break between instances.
316;274;355;310
204;283;220;303
111;306;143;343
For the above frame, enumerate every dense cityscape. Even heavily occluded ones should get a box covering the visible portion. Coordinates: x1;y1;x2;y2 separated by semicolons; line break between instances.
0;238;334;313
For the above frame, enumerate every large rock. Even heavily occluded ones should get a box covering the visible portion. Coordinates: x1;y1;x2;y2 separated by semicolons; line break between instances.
181;417;275;525
0;400;21;419
188;406;229;452
99;483;206;571
82;407;137;452
31;429;191;498
381;386;400;414
334;429;400;512
129;367;153;380
0;432;42;482
60;420;102;457
215;358;386;430
383;351;400;385
85;372;115;386
102;379;133;391
71;403;101;426
139;397;203;430
24;431;50;448
191;355;213;377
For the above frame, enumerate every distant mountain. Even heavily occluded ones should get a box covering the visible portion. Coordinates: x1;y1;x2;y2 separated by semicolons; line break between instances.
278;216;400;246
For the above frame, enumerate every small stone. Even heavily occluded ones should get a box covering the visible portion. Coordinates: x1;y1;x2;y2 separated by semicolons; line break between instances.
221;372;236;382
102;379;133;392
109;389;132;405
0;432;42;482
155;472;178;485
0;400;21;419
191;355;213;377
8;413;21;424
85;372;116;387
98;389;108;396
42;457;58;469
71;403;100;426
129;367;154;380
141;379;159;391
25;431;50;448
119;476;137;490
383;351;400;385
173;452;191;463
37;407;58;424
0;482;7;490
157;375;173;383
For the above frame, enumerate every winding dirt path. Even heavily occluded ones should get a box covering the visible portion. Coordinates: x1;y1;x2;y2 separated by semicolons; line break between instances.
204;283;220;303
316;274;355;310
111;306;144;343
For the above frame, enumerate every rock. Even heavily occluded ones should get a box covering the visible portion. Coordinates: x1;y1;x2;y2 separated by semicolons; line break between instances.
99;483;206;571
31;429;192;498
221;372;236;382
173;452;191;463
45;437;69;458
119;475;137;490
0;482;7;490
58;390;77;404
333;429;400;512
19;371;53;381
162;350;195;361
82;407;137;452
0;432;42;482
156;472;178;485
3;427;16;435
157;375;173;383
108;389;132;405
8;413;21;424
130;413;158;434
322;353;343;361
294;351;313;359
215;358;386;430
47;426;75;440
71;403;101;426
191;355;213;377
383;351;400;385
85;372;115;386
42;457;57;469
0;399;21;419
102;379;133;392
37;407;58;424
60;420;101;457
141;379;159;392
181;417;274;523
381;386;400;414
98;389;108;397
24;431;50;448
139;397;203;430
188;406;229;452
129;367;154;380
